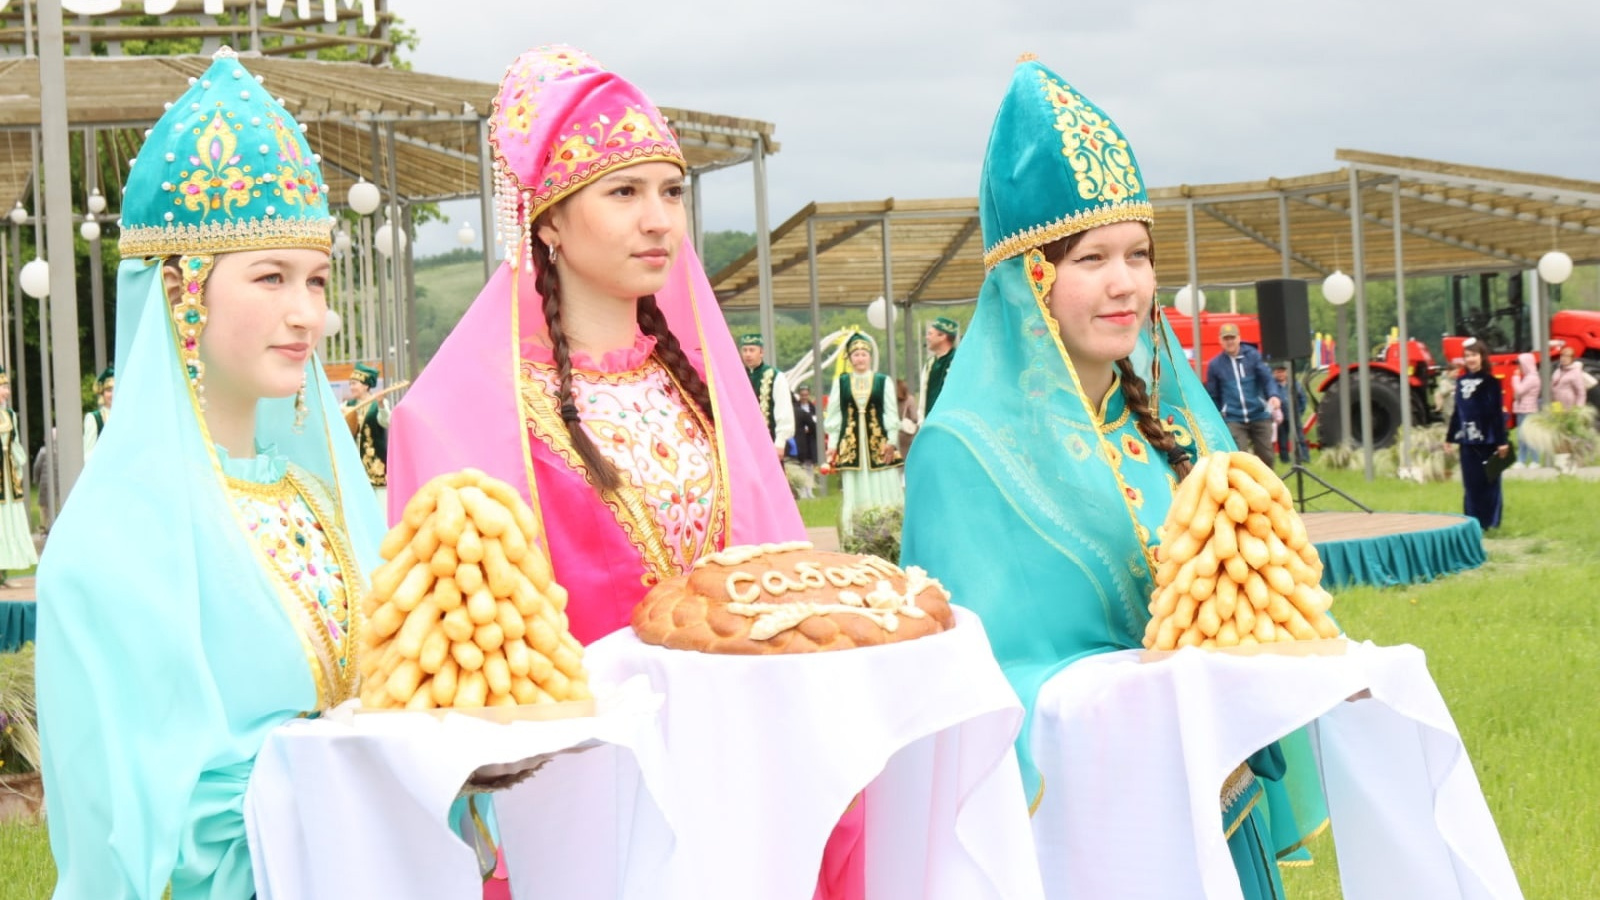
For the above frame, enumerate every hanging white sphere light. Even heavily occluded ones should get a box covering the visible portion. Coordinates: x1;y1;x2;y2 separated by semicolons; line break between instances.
1537;250;1574;285
87;188;107;214
866;295;893;330
80;214;101;242
19;258;50;299
7;202;26;225
1322;270;1355;306
323;309;343;337
456;221;476;247
332;227;353;255
1174;284;1207;316
347;178;381;216
373;220;407;258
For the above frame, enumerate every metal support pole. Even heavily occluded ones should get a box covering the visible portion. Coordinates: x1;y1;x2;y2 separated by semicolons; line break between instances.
1393;184;1411;474
880;218;896;380
1348;169;1374;480
477;117;496;284
1185;200;1203;376
368;122;390;381
1277;193;1292;278
383;123;404;382
689;171;704;255
359;216;376;363
402;205;418;381
86;127;107;373
807;218;825;496
1536;272;1553;408
1337;303;1351;443
752;142;776;351
41;2;84;499
7;225;24;461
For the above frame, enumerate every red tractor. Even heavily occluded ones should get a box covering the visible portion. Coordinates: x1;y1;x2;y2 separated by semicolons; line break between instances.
1164;273;1600;449
1311;273;1600;448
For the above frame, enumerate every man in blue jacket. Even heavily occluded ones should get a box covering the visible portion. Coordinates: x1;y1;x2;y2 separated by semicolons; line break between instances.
1205;323;1280;466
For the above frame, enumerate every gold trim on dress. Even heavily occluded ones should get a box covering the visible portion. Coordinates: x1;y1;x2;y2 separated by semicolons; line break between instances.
120;217;331;259
1275;816;1331;862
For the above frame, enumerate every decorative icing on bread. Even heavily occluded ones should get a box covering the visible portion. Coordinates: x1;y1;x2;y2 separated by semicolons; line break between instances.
630;542;955;654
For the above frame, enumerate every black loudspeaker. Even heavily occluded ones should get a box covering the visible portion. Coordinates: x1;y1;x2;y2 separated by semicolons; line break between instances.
1255;278;1311;360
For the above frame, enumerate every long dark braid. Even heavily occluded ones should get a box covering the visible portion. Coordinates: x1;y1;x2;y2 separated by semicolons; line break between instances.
1040;226;1189;479
532;241;624;491
635;294;715;425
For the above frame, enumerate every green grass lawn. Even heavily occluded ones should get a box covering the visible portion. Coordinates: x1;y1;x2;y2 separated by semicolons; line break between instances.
2;466;1593;898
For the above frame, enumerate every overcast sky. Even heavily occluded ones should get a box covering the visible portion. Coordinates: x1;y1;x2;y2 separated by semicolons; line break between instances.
395;0;1600;257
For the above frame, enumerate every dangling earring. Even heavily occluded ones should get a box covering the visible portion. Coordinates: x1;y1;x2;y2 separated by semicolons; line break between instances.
548;242;557;263
173;255;215;410
1024;248;1056;305
293;377;309;433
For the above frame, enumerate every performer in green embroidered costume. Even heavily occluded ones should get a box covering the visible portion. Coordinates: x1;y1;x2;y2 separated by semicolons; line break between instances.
920;316;959;419
0;367;37;584
343;362;390;504
900;56;1324;899
824;331;902;539
83;366;115;461
738;333;794;457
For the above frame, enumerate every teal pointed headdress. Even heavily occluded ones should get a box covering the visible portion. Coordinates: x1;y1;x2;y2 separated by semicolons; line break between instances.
979;56;1153;269
118;47;332;259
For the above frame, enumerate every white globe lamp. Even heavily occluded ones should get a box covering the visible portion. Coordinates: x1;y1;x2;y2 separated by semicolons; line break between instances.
1537;250;1573;285
87;188;108;214
332;228;352;255
323;309;343;337
1174;284;1206;316
373;220;407;258
80;215;101;242
7;202;25;225
1322;270;1355;306
347;178;381;216
456;222;476;247
19;258;50;299
866;295;893;330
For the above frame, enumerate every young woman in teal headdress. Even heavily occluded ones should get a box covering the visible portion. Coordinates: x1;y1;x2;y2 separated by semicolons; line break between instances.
901;57;1325;898
33;49;384;899
823;330;903;539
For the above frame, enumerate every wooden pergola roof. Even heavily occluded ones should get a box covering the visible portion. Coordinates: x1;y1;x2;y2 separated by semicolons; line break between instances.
713;149;1600;310
0;53;777;211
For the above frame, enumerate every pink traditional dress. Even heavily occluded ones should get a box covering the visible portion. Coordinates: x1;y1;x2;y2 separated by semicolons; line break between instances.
385;47;864;899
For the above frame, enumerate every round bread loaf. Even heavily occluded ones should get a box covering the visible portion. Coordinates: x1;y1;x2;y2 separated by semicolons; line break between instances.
630;542;955;654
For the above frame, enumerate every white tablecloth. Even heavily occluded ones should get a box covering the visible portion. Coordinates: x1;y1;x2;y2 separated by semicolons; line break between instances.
583;606;1046;900
244;677;670;900
1028;641;1523;900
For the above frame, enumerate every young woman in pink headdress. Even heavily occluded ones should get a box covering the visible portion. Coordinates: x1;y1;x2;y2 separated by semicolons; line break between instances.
387;46;863;899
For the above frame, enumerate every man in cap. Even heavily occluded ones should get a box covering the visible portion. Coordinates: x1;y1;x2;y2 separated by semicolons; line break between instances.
1204;323;1279;466
920;317;960;419
738;333;795;458
344;362;391;501
83;366;115;461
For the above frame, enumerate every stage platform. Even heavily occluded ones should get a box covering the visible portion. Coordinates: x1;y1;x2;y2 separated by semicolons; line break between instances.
1304;511;1485;590
1;577;35;653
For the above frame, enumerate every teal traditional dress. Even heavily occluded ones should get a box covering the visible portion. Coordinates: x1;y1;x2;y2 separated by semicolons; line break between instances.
33;50;384;900
919;346;955;419
901;56;1324;899
0;396;37;573
824;342;903;539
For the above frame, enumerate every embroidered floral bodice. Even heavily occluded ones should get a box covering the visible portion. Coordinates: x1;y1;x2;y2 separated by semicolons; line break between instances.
521;331;720;571
220;445;356;706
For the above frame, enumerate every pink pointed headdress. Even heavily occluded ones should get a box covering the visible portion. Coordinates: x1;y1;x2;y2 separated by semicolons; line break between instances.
389;46;804;641
490;45;686;267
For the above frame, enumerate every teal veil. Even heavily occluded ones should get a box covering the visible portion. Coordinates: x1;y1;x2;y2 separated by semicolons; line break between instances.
901;56;1325;864
34;49;383;899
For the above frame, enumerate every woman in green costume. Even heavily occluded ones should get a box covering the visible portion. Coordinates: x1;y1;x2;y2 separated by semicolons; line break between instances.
901;56;1323;898
34;49;383;899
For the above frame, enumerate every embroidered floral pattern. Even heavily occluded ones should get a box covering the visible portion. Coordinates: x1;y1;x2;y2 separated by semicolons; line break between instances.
1038;71;1142;204
1121;433;1148;463
267;114;323;209
177;112;256;218
522;358;719;570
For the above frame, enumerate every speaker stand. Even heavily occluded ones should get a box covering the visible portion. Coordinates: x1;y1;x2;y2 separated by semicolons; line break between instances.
1278;358;1371;514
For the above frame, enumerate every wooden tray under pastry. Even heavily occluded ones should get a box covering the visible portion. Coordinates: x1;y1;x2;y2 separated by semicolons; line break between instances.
1139;637;1349;664
357;698;597;723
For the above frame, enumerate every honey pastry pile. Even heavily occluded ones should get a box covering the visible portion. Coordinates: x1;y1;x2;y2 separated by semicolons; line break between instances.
631;542;956;654
1143;452;1340;651
359;470;592;710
